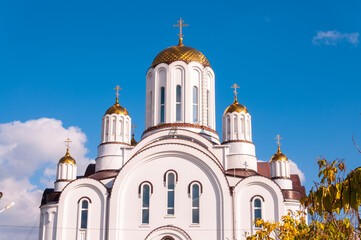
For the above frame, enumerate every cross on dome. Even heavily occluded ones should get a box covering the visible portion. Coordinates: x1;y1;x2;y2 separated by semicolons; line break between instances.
274;134;283;147
131;123;137;134
114;85;122;98
231;83;240;97
65;138;72;150
174;18;188;45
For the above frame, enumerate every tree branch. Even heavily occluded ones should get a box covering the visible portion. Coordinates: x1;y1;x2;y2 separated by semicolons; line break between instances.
352;135;361;153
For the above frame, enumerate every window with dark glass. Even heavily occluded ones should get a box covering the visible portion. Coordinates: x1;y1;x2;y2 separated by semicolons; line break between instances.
142;184;150;224
167;173;175;215
254;198;262;227
80;200;88;229
160;87;165;123
176;85;181;121
193;87;198;123
206;90;210;126
191;184;200;224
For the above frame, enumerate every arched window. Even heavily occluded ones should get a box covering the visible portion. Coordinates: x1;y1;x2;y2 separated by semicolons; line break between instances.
149;91;153;125
176;85;181;121
119;119;123;138
233;117;237;138
206;90;210;126
227;116;231;139
112;116;116;134
193;86;198;123
191;183;201;224
166;172;176;215
105;117;109;141
160;87;165;123
77;198;90;240
80;200;89;229
252;197;263;228
140;183;152;224
161;237;175;240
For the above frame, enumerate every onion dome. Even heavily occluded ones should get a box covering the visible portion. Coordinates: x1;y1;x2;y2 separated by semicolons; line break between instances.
270;146;288;162
105;97;129;116
58;148;76;165
131;134;137;146
151;38;210;68
223;96;249;115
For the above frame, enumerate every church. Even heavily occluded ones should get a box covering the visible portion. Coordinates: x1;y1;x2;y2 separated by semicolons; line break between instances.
38;19;306;240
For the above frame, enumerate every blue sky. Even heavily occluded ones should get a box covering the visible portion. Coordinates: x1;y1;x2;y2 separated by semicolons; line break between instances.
0;0;360;229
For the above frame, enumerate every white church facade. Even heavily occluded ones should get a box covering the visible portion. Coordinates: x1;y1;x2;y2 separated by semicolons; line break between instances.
39;21;306;240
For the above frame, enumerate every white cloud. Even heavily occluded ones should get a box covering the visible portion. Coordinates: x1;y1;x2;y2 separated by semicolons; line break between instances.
0;118;93;240
289;159;305;183
312;30;359;46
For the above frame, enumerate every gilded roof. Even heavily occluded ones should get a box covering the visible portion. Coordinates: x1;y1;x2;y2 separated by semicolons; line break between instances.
270;146;289;162
105;98;129;116
58;149;76;165
223;97;249;115
151;39;210;68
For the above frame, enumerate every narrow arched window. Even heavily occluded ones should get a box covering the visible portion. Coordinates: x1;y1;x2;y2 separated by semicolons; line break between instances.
253;198;262;228
227;117;231;139
105;117;109;141
126;121;129;140
191;183;200;224
149;91;153;125
80;200;89;229
162;237;175;240
119;119;123;138
160;87;165;123
193;86;198;123
233;117;237;138
206;90;210;126
166;172;175;215
112;116;116;137
141;184;151;224
176;85;181;121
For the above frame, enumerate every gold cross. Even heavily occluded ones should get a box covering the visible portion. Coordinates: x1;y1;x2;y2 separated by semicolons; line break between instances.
274;134;283;146
174;18;188;39
65;138;72;149
131;124;137;134
114;85;122;98
231;83;240;97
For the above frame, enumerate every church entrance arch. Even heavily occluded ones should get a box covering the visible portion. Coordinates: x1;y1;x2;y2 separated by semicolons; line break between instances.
145;225;192;240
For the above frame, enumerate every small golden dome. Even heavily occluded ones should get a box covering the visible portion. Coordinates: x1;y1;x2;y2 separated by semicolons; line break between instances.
151;39;210;68
58;148;76;165
223;96;249;115
105;97;129;116
270;146;288;162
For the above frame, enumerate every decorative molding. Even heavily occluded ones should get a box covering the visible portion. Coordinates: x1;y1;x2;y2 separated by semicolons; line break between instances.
188;181;203;194
142;123;218;136
163;170;179;184
221;139;254;145
138;181;154;195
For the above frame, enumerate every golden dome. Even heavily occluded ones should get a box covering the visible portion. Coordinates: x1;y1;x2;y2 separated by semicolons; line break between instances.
151;39;210;68
105;97;129;116
58;149;76;165
223;96;249;115
270;146;288;162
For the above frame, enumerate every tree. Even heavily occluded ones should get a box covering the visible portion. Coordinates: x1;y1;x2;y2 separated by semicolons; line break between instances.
246;157;361;240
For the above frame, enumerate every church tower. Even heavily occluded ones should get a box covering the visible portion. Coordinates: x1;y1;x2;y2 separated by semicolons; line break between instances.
143;19;219;143
270;135;293;189
54;139;77;192
222;84;257;171
96;86;132;171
